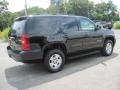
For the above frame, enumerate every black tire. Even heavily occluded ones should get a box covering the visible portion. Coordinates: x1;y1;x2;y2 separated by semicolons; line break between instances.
44;49;65;73
101;40;113;56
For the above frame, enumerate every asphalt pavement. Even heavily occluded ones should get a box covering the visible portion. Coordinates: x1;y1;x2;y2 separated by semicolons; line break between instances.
0;30;120;90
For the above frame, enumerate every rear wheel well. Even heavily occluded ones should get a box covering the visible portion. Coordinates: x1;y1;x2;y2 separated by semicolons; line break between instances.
105;37;115;45
43;43;67;61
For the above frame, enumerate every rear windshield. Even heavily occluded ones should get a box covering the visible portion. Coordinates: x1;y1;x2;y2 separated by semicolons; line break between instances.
26;17;57;35
11;20;26;35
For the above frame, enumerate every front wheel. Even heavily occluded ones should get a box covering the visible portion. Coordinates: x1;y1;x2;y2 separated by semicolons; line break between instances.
44;49;65;73
101;40;113;56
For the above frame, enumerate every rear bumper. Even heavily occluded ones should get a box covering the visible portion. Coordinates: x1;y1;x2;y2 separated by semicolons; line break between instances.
7;46;43;62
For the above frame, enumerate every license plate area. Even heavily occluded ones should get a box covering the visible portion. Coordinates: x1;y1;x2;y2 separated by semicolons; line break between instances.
9;37;16;50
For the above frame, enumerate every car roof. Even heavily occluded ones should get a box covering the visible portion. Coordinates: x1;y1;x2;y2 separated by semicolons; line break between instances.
16;15;87;20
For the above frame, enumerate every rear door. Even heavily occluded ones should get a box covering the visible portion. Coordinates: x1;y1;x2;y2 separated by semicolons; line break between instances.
9;18;26;51
79;18;103;49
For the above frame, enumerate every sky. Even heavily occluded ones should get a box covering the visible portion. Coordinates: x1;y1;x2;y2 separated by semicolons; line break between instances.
6;0;120;12
7;0;50;12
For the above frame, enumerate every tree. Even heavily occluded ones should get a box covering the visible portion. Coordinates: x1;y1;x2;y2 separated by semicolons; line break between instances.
93;1;119;21
0;12;14;30
59;0;68;14
28;6;45;15
47;5;57;14
0;1;15;31
47;0;119;21
14;10;25;18
0;0;8;13
14;6;45;17
66;0;90;16
106;0;119;21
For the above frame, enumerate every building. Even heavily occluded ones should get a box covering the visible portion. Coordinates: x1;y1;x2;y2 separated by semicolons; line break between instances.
51;0;56;5
50;0;60;5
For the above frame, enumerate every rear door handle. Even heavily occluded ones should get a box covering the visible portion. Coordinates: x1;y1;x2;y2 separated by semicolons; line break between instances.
63;34;68;38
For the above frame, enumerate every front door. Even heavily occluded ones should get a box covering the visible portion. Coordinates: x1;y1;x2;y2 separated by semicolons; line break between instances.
79;18;103;50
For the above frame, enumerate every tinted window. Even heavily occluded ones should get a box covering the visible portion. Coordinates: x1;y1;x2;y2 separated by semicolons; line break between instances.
80;18;95;31
27;17;57;35
61;17;78;32
11;20;26;35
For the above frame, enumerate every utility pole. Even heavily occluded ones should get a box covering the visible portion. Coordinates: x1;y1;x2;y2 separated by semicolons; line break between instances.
87;0;89;18
57;0;60;14
25;0;28;15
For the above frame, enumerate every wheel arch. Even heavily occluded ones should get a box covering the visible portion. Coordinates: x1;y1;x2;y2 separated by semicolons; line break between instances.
42;42;67;60
104;36;116;46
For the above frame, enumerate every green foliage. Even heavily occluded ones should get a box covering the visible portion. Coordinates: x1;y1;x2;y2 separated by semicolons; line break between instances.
12;0;119;22
0;12;15;30
47;5;58;14
0;1;15;31
93;1;118;21
0;28;10;41
0;31;2;39
113;21;120;29
59;0;68;14
0;0;8;13
67;0;89;16
47;0;119;21
28;6;45;15
0;0;119;32
14;6;46;17
13;10;25;18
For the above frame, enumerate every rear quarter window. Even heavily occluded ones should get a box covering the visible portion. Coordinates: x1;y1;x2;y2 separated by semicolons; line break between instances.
26;17;58;35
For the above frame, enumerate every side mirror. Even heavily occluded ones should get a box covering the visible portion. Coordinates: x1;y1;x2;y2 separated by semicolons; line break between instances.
95;25;101;31
107;24;113;29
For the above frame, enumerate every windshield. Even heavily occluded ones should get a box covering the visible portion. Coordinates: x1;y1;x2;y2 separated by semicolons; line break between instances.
11;20;26;35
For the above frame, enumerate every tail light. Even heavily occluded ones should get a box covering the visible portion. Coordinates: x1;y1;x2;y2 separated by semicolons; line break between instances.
21;34;30;51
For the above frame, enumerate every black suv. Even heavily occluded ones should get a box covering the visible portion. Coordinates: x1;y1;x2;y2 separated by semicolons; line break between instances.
7;15;116;73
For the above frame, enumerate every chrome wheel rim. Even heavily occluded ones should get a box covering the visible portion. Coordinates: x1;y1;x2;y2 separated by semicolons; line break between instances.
49;54;62;70
106;42;112;54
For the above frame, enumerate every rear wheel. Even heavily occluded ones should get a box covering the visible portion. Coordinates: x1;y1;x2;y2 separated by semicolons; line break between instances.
44;49;65;73
101;40;113;56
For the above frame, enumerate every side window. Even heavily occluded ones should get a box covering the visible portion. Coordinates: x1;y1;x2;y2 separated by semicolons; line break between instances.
27;17;57;35
61;17;78;32
80;18;95;31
